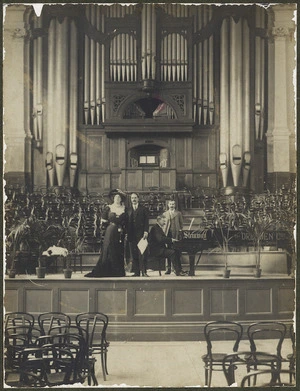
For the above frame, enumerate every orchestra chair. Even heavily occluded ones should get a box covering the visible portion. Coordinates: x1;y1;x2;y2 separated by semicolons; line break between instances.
282;324;296;383
26;345;75;387
5;325;42;372
245;321;286;373
222;351;280;386
38;311;71;335
75;312;110;383
201;320;243;387
240;369;296;387
48;324;95;385
5;312;35;330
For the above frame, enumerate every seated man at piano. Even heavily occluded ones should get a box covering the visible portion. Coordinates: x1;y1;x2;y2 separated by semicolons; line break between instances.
163;199;185;275
148;214;186;277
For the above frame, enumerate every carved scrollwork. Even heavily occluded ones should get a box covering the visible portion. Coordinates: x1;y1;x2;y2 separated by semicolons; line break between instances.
171;94;185;114
112;95;126;112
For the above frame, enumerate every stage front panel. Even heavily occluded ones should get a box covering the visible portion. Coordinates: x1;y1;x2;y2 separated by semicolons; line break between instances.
97;289;127;316
5;276;294;340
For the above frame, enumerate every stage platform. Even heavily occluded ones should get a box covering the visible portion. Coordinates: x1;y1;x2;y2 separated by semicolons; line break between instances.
5;270;294;341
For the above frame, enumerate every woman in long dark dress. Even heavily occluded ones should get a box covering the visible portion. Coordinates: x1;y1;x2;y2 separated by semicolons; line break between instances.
85;189;128;277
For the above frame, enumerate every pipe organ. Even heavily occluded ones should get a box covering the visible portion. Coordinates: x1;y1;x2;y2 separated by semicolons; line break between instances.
27;4;269;193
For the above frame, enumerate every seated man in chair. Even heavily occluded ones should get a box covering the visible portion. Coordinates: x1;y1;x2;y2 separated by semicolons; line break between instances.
148;214;186;276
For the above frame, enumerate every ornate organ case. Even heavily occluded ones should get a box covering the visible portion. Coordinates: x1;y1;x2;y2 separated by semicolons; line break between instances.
29;4;268;193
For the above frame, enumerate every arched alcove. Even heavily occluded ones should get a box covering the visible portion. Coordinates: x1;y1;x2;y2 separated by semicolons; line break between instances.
128;144;170;168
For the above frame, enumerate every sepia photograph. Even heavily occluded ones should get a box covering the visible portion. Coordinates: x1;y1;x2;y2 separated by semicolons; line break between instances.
3;2;297;388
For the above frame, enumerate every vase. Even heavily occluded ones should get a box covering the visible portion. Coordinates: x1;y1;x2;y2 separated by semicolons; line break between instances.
63;269;72;279
223;268;231;278
254;268;262;278
36;267;46;278
8;269;16;278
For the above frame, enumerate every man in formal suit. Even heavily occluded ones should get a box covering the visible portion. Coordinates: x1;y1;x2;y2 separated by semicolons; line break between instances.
127;192;149;277
148;214;186;276
163;199;185;274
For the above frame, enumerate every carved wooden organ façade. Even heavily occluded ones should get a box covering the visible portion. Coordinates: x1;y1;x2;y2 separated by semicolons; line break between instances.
29;4;268;192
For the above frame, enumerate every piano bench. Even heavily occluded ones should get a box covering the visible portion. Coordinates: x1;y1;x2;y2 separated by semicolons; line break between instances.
147;257;166;276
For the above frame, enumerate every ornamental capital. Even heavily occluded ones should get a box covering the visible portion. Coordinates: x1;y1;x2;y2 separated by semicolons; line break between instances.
272;26;290;38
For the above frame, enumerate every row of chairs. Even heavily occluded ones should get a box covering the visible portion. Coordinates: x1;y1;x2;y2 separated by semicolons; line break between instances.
4;311;109;387
202;320;295;387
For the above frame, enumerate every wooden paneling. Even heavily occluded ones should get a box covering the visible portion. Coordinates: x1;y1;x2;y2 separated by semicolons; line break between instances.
143;170;159;188
87;135;106;170
173;289;203;315
210;288;239;315
192;134;216;171
135;290;166;315
87;173;111;191
4;289;18;312
5;277;294;340
97;289;127;315
245;288;272;314
278;287;295;314
25;289;53;313
60;289;89;314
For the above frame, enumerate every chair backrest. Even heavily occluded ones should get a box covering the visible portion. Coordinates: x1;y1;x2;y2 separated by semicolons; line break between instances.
75;312;108;346
38;312;71;335
18;347;47;387
5;312;35;329
247;321;286;358
222;351;281;386
204;321;243;357
50;333;89;383
240;369;296;387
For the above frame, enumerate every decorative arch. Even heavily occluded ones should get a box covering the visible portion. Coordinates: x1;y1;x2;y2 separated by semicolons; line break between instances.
115;92;183;120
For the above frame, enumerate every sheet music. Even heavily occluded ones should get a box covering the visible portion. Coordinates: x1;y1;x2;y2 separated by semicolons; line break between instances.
137;238;148;255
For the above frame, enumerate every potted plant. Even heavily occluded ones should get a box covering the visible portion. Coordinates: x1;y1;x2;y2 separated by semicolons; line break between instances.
56;215;84;279
241;209;275;278
210;199;243;278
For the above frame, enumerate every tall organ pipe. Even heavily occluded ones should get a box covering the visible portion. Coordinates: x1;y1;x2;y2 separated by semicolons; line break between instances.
89;8;96;125
220;18;229;187
55;18;68;186
95;6;101;124
69;20;78;187
36;16;43;141
151;5;156;80
230;18;242;187
46;18;56;186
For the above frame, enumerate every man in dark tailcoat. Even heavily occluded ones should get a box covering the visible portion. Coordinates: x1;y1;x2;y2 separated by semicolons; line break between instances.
148;214;186;276
127;192;149;277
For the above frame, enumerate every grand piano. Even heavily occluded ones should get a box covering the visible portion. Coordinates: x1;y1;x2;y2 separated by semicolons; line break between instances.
174;229;213;276
174;229;291;276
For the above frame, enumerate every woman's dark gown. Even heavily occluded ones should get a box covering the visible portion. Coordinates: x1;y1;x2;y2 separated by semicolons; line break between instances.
85;206;127;277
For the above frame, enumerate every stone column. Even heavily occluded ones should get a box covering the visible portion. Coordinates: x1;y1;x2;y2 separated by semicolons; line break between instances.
3;5;28;187
266;5;296;190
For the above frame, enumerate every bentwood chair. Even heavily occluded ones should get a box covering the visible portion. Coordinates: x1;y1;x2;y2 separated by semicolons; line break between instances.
5;325;42;372
5;312;35;330
245;321;286;376
201;321;243;387
222;351;280;386
240;369;296;387
38;312;71;335
76;312;110;383
285;324;296;382
49;328;91;384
